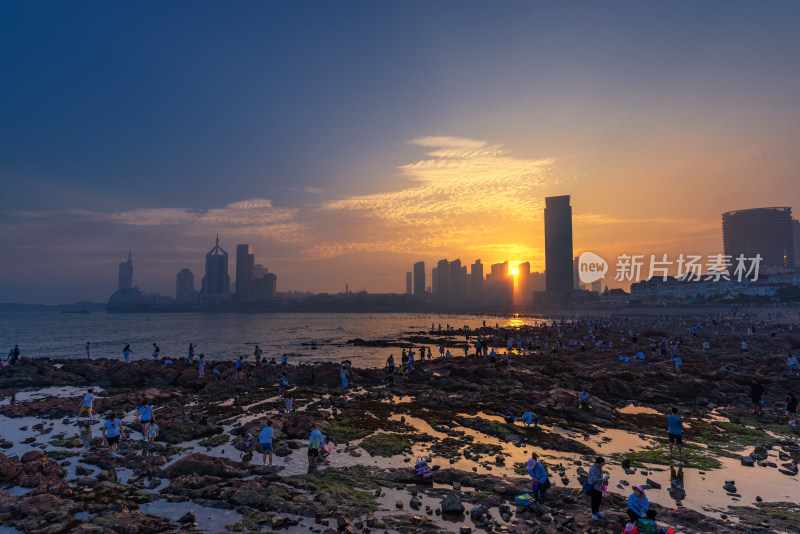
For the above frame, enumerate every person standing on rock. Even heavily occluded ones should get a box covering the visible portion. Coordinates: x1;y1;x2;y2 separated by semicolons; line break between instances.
102;411;124;459
674;354;682;374
260;420;275;466
386;354;395;375
340;364;349;388
787;354;799;376
85;341;91;360
145;418;159;455
138;402;154;441
750;378;765;415
587;456;609;521
123;344;133;363
784;393;798;427
198;354;205;377
253;345;261;365
188;343;195;362
235;356;245;380
578;390;592;409
666;407;683;459
77;389;96;422
278;371;288;397
308;424;324;467
152;343;160;361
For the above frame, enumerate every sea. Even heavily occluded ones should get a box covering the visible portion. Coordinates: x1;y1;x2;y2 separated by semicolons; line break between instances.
0;312;540;368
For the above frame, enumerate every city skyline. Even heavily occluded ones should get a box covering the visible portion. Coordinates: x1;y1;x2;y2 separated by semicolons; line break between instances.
3;2;800;304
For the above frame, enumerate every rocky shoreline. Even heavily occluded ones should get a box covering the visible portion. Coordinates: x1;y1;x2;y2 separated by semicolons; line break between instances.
1;315;799;533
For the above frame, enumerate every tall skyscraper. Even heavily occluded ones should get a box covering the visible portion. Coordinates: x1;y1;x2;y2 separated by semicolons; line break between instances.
436;259;450;300
518;261;531;305
722;207;794;269
449;259;466;302
544;195;574;297
201;235;230;306
413;261;426;295
470;260;484;301
176;268;195;303
235;244;255;302
118;251;133;291
405;272;412;295
572;256;580;290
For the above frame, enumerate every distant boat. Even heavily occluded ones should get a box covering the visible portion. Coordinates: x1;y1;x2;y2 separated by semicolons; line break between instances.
60;310;90;314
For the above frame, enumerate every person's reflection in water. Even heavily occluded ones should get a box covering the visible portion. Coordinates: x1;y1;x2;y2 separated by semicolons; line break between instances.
108;466;118;484
668;465;685;502
80;421;93;452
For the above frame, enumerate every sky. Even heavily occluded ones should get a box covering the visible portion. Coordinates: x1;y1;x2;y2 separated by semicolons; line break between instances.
2;1;800;304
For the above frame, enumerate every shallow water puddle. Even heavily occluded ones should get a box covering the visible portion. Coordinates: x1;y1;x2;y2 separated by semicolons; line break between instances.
138;500;242;532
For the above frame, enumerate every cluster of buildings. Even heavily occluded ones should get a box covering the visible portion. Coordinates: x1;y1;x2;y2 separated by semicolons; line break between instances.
631;206;800;305
404;195;603;308
108;236;277;311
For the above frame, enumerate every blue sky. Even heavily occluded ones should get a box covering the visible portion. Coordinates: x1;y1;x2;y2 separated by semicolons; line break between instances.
2;1;799;303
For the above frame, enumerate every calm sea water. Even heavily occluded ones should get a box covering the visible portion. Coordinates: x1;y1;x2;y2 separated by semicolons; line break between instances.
0;312;534;368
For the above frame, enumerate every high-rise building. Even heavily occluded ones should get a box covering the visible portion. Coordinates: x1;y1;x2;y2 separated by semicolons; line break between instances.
544;195;574;296
201;235;230;306
251;273;277;300
253;263;268;278
722;207;794;269
436;259;450;300
405;272;412;295
518;261;531;305
470;260;484;301
118;251;133;291
793;219;800;268
431;267;438;295
235;244;255;302
591;279;602;294
413;261;426;295
176;268;195;303
449;259;466;302
573;256;580;290
486;261;513;305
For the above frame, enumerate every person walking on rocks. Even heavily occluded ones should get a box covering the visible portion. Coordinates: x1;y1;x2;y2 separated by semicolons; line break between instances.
587;456;609;521
308;424;324;467
138;402;154;440
102;411;124;459
784;393;798;427
666;407;683;459
77;389;96;422
260;420;275;466
386;354;395;375
145;418;159;455
751;378;765;415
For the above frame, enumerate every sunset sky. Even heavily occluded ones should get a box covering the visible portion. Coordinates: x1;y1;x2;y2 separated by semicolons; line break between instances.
2;1;800;304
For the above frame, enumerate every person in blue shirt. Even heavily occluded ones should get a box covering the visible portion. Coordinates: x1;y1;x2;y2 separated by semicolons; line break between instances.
281;354;288;367
138;403;153;440
626;486;656;522
666;407;683;458
122;344;133;363
260;420;275;466
526;453;550;503
102;411;124;458
198;354;205;377
235;356;244;380
578;390;592;409
188;343;195;362
520;411;539;428
308;424;325;467
213;368;220;380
